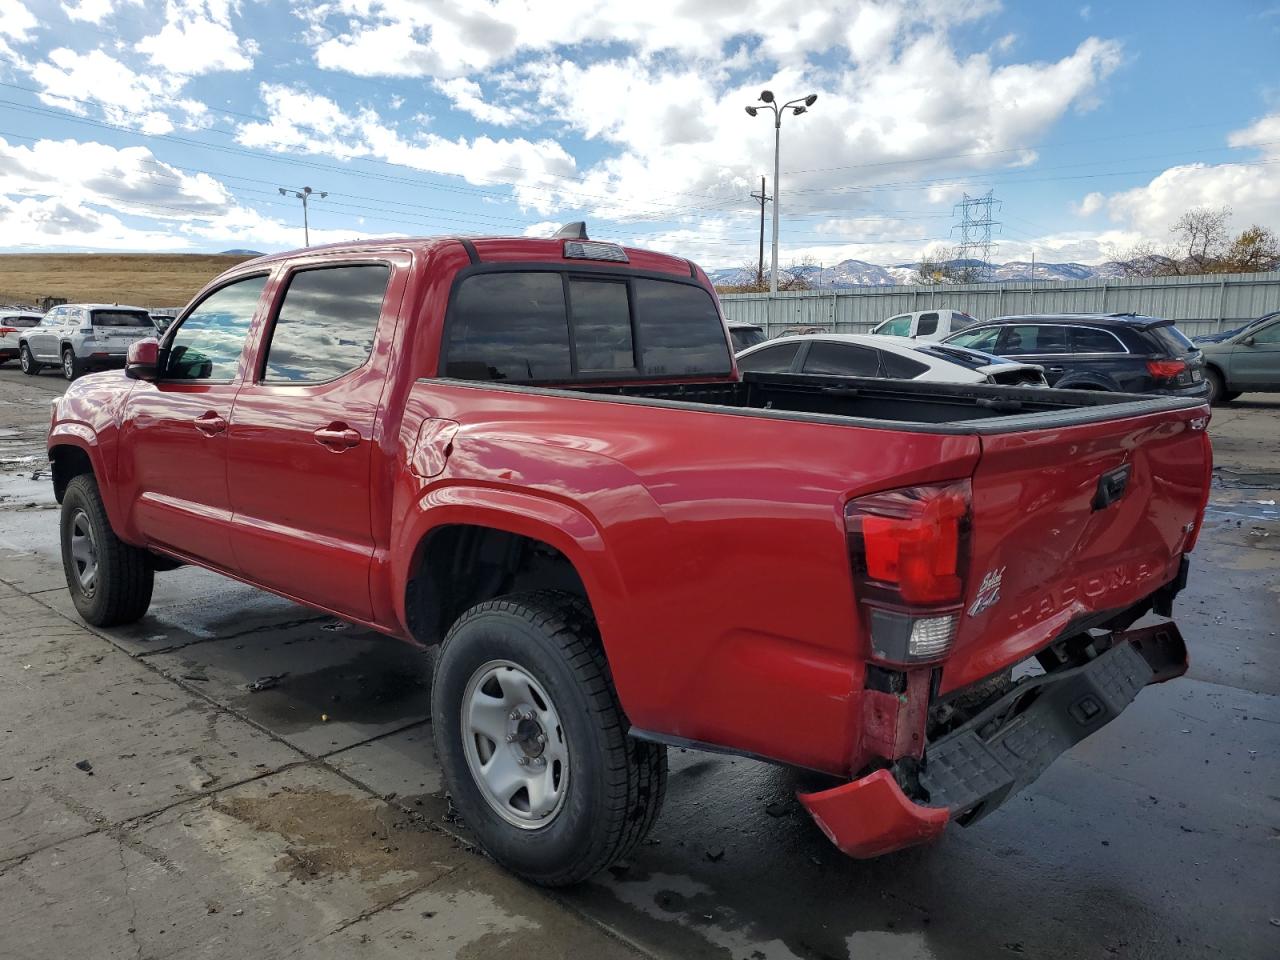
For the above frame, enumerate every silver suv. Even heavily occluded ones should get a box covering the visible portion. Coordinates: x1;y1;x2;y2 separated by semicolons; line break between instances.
19;303;156;380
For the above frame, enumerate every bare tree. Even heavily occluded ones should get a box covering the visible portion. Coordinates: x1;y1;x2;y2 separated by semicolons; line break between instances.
1172;205;1232;272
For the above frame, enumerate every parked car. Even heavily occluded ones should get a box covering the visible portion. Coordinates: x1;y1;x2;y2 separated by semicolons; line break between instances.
0;310;44;366
1192;311;1278;345
47;233;1208;885
737;333;1048;386
19;303;156;380
778;325;827;336
942;313;1209;397
726;320;766;352
1197;310;1280;403
870;308;979;341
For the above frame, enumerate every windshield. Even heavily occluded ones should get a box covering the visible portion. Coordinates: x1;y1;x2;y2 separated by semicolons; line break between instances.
729;326;766;351
92;309;153;327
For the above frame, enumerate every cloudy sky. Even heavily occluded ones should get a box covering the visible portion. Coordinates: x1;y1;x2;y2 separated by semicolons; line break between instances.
0;0;1277;268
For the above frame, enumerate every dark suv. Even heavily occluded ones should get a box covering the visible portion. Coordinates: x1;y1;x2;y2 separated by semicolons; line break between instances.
942;313;1208;397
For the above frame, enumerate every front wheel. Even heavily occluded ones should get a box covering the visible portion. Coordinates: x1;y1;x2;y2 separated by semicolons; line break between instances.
60;474;154;626
431;591;666;886
19;343;40;375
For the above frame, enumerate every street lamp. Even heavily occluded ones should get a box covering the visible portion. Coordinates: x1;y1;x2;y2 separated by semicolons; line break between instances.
745;90;817;295
278;185;328;247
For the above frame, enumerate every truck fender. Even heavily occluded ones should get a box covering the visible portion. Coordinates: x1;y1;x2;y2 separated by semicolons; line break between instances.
391;483;630;655
47;425;125;530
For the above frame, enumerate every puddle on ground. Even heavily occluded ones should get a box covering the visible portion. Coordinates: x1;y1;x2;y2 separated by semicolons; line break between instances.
229;644;432;733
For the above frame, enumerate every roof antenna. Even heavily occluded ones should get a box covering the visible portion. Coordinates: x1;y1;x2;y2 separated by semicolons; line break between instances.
553;221;588;240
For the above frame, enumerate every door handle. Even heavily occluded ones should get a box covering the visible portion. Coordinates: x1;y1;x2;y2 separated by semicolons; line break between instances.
1047;366;1064;373
314;423;361;450
193;412;227;436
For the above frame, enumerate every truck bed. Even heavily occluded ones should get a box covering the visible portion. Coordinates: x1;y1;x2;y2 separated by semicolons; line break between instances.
572;372;1209;433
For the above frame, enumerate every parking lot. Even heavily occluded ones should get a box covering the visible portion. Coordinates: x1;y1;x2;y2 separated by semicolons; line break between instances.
1;365;1276;960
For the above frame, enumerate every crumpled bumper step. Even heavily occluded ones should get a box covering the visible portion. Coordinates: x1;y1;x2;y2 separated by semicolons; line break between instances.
797;623;1187;857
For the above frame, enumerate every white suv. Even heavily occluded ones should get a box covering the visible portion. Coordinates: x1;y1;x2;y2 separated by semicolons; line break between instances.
19;303;155;380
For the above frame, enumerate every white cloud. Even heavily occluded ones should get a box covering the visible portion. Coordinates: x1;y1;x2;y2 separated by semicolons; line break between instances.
30;48;208;134
62;0;142;25
434;78;530;127
236;84;577;214
0;3;37;41
1092;114;1280;241
1073;191;1105;216
136;0;258;75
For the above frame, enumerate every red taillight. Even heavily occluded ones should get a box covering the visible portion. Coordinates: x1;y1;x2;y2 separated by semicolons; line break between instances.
846;480;971;665
1146;359;1186;380
848;481;968;604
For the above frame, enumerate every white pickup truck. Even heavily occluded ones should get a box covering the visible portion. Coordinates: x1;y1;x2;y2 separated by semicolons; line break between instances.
872;309;978;341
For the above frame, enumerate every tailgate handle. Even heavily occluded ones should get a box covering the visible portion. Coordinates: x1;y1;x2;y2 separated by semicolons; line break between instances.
1092;464;1132;511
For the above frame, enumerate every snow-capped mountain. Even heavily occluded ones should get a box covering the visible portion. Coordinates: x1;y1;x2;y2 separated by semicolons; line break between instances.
710;258;1127;288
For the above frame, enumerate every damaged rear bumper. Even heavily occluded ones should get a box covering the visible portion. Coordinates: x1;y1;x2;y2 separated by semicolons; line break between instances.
798;622;1188;858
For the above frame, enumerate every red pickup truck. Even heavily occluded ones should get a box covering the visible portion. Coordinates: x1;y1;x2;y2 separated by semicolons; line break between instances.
47;233;1211;885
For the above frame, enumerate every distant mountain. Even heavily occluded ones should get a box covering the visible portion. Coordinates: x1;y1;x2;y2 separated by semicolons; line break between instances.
710;258;1128;289
219;248;263;256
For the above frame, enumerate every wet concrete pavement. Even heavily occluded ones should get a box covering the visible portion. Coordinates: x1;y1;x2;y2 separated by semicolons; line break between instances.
1;367;1277;959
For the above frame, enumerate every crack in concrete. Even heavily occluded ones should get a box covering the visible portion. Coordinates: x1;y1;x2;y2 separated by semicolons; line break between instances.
116;843;144;960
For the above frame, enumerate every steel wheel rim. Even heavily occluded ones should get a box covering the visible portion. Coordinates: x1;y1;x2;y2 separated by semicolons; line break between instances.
460;659;569;830
69;509;98;596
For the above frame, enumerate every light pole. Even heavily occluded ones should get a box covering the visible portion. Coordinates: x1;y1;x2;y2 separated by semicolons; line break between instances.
278;185;328;247
745;91;817;295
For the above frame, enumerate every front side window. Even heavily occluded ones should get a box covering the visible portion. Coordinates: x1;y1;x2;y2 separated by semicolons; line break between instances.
261;265;390;383
916;312;939;336
945;326;1001;352
802;341;881;377
165;275;268;381
876;315;912;337
737;341;801;373
1251;320;1280;344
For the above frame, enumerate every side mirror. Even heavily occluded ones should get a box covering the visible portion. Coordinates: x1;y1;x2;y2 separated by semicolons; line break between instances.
125;338;160;381
1243;336;1256;347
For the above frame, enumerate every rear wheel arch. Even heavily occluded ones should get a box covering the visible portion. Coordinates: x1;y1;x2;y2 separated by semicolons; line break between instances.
1055;376;1114;391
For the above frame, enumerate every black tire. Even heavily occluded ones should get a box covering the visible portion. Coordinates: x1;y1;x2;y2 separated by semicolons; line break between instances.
1223;390;1242;402
432;590;666;886
61;346;84;381
19;343;40;375
60;474;154;627
1205;367;1230;405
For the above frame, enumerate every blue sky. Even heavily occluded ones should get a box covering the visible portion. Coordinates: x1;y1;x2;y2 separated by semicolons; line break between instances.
0;0;1277;268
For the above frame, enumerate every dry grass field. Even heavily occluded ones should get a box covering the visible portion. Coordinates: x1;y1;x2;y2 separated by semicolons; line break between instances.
0;253;256;308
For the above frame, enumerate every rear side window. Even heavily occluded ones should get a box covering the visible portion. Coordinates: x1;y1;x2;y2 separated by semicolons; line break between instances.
916;312;939;336
444;272;730;381
1001;325;1070;355
802;341;880;376
165;275;268;381
1072;327;1125;354
737;341;801;373
262;265;390;383
92;310;152;327
880;351;930;378
3;316;40;328
1146;324;1194;354
446;273;570;381
631;279;730;376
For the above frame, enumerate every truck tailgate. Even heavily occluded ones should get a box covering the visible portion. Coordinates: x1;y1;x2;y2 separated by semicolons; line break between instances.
944;403;1211;694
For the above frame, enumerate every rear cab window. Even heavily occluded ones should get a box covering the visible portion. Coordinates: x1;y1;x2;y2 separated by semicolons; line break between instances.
92;309;152;327
444;270;731;382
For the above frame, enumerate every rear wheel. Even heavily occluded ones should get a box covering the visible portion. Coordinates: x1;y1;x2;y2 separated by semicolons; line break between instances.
1205;367;1230;405
62;347;84;381
432;590;666;886
19;343;40;375
60;474;154;626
